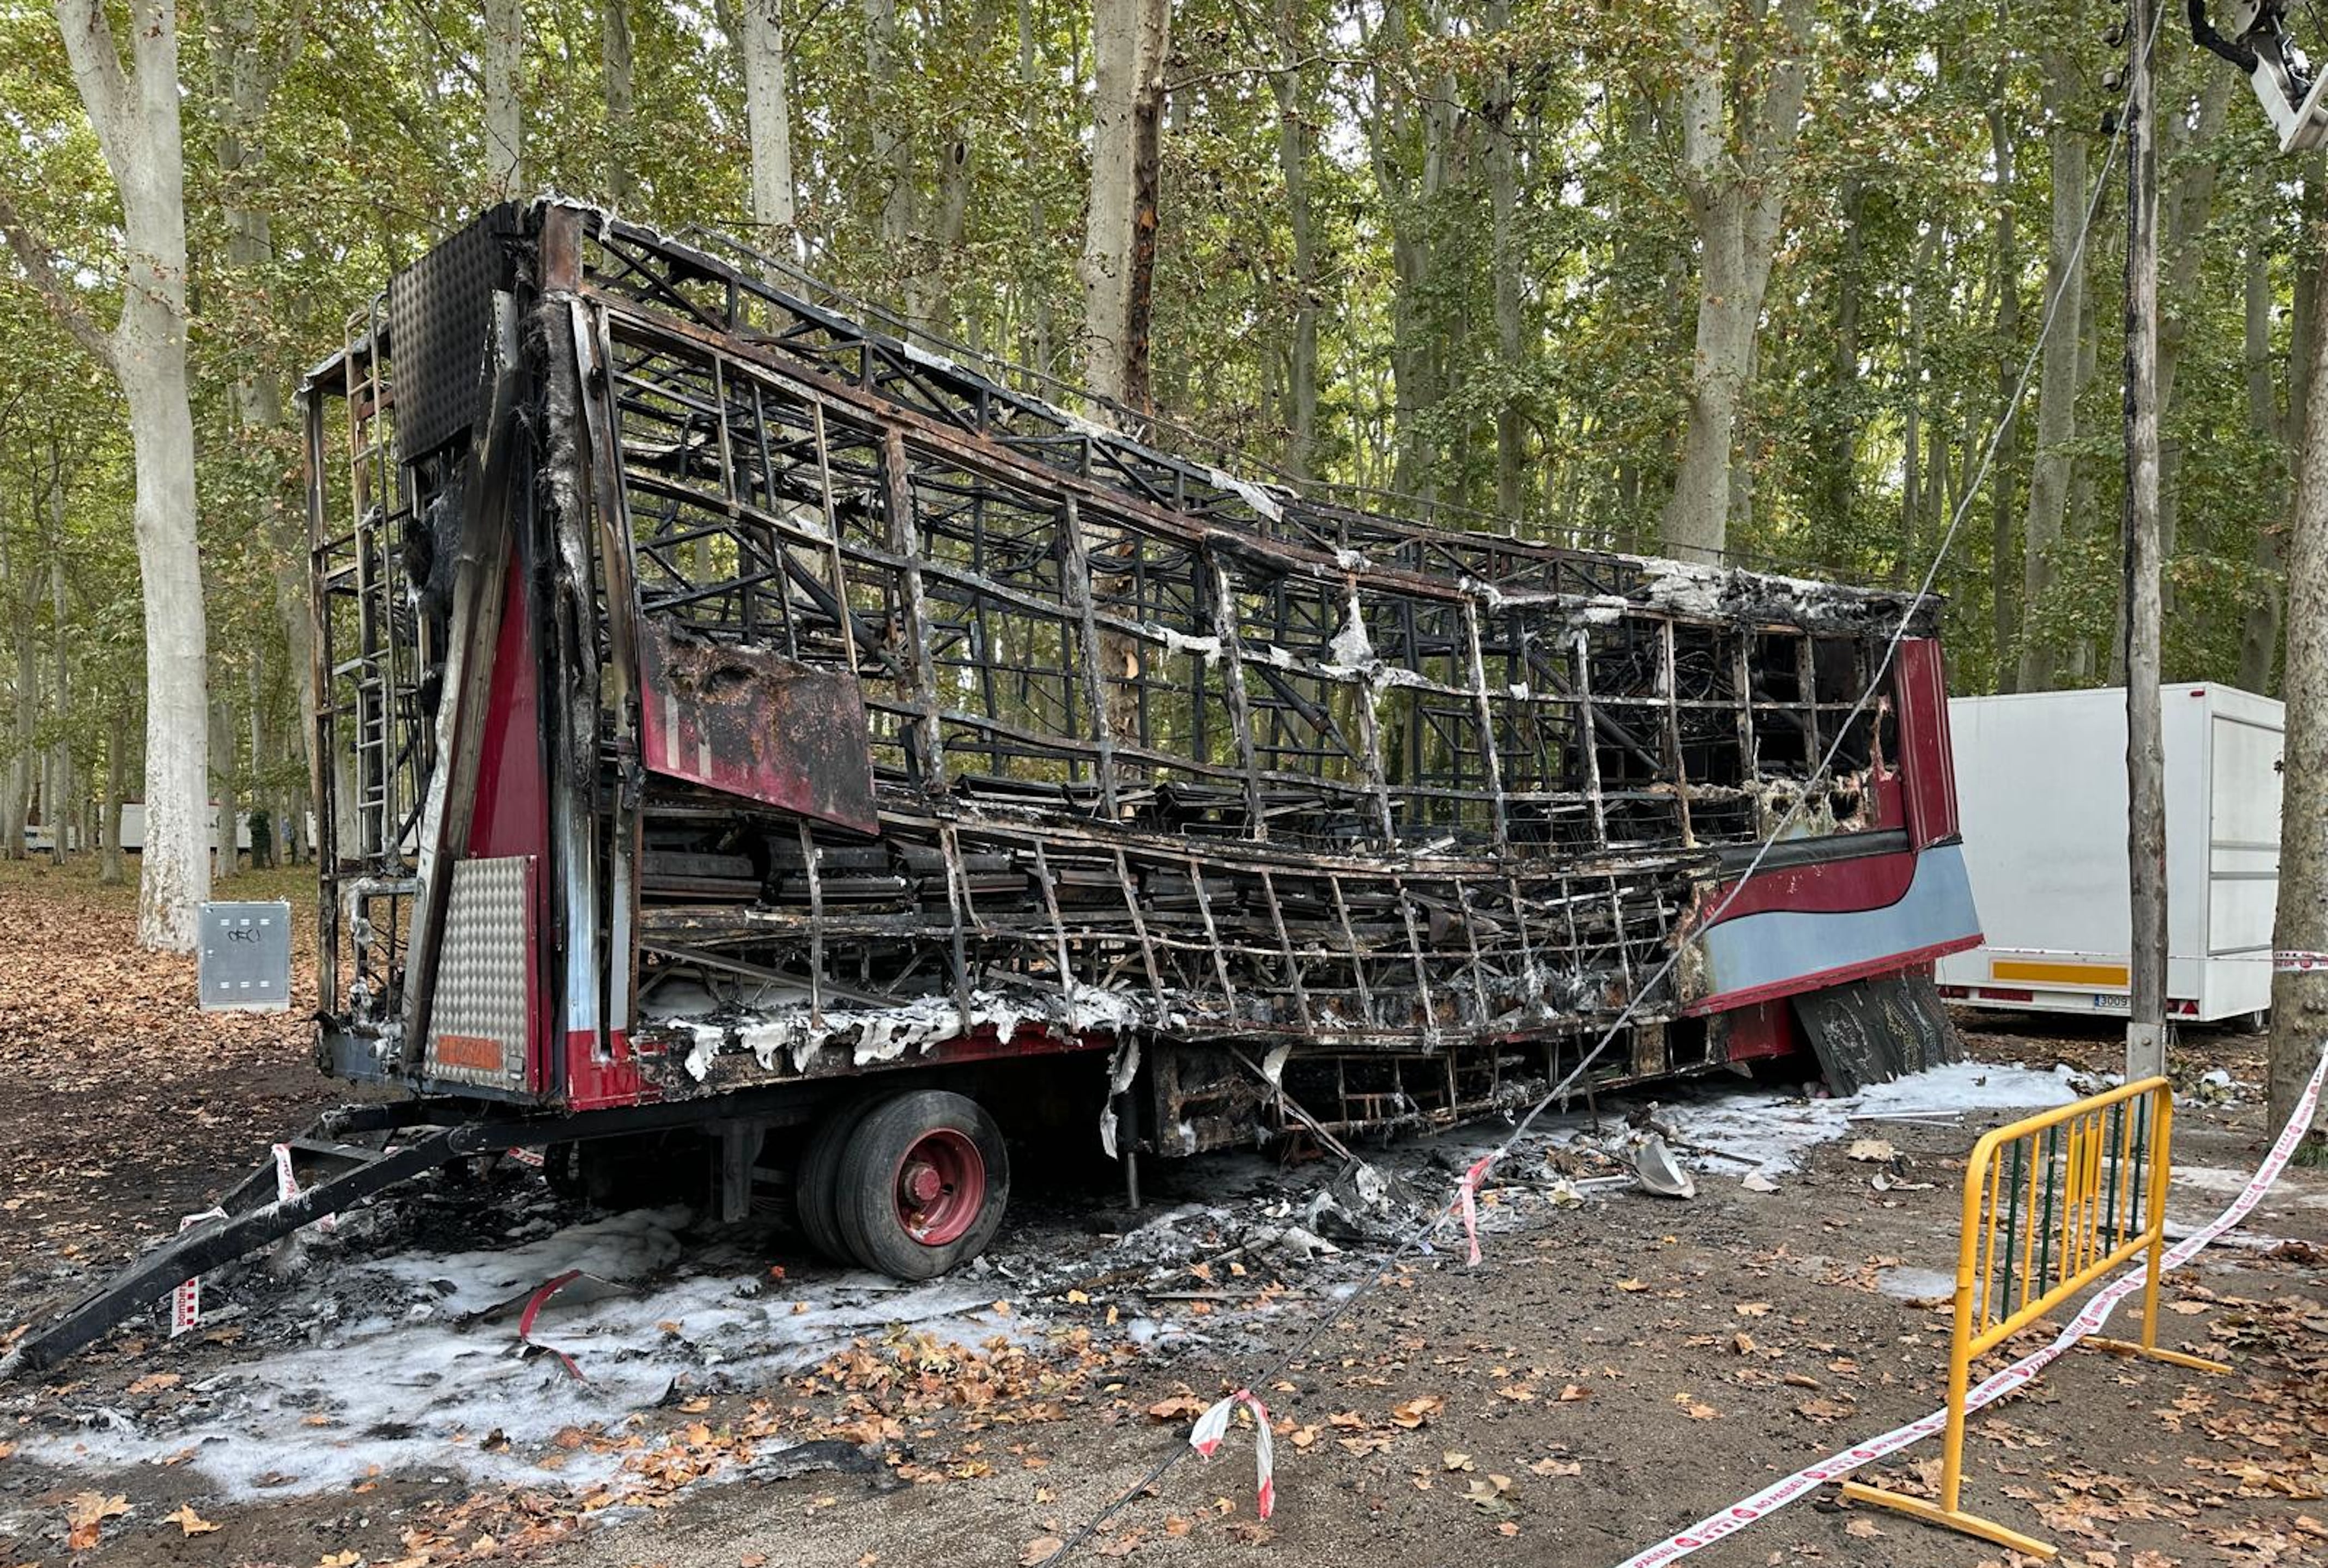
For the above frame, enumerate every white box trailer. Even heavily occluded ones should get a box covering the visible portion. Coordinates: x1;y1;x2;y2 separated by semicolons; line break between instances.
1936;683;2283;1025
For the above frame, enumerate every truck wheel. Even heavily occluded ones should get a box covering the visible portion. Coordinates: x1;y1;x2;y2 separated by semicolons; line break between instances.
795;1097;883;1264
833;1090;1009;1280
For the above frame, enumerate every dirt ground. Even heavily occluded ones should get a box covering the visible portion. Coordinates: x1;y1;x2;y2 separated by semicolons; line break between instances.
2;861;2324;1568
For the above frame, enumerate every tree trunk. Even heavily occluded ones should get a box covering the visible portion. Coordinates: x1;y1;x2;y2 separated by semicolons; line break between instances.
1016;0;1054;374
2241;166;2321;695
1988;80;2023;694
45;484;69;865
1901;227;1939;562
2153;73;2232;621
3;519;31;861
1274;0;1320;481
1488;0;1526;520
99;707;125;885
864;0;914;294
1820;174;1866;534
2015;50;2087;694
2067;268;2103;680
213;698;240;879
2266;235;2328;1156
739;0;798;241
1659;0;1815;562
23;0;212;947
483;0;525;196
210;0;318;800
602;0;635;206
1078;0;1171;411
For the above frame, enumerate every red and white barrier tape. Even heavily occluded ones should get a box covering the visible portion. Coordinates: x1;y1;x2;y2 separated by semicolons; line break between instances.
1457;1154;1496;1266
2274;950;2328;972
1189;1389;1276;1520
1609;1045;2328;1568
272;1143;337;1232
517;1269;589;1381
167;1208;228;1338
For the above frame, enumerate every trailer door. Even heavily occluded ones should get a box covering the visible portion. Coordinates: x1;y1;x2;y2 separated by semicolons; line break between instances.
2206;704;2282;1018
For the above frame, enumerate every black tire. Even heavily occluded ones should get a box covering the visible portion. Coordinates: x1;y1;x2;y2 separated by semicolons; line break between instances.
795;1097;884;1263
833;1090;1009;1280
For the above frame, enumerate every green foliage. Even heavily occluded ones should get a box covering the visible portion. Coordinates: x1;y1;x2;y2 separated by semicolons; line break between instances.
0;0;2317;796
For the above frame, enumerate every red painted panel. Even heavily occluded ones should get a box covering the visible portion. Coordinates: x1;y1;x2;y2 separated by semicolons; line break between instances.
636;621;880;832
566;1028;654;1110
1683;933;1981;1016
1721;998;1796;1062
1700;843;1917;927
469;556;551;1092
1894;637;1959;848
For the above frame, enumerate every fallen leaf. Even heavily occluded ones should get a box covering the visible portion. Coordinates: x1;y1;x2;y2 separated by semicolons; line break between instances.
1444;1450;1476;1472
65;1492;129;1549
1390;1395;1444;1428
162;1504;220;1536
1615;1278;1648;1292
128;1372;181;1395
1020;1538;1064;1567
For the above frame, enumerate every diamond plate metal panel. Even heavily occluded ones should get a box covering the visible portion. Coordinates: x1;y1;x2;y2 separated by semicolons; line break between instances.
199;902;293;1012
388;203;518;469
425;855;535;1086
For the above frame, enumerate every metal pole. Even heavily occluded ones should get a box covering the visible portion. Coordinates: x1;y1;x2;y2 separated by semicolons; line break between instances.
2123;0;2169;1080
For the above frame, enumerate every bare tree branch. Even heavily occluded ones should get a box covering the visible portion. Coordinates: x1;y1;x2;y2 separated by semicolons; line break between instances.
0;190;118;372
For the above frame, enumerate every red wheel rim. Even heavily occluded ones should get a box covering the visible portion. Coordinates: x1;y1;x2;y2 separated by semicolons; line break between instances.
893;1127;984;1245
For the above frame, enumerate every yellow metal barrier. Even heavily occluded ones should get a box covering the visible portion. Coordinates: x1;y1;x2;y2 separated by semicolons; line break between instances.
1840;1077;2229;1559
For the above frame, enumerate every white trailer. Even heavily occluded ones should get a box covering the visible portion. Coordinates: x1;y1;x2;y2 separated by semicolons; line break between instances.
1936;684;2282;1025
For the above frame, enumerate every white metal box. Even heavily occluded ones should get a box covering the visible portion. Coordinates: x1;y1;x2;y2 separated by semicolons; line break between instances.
1936;684;2283;1024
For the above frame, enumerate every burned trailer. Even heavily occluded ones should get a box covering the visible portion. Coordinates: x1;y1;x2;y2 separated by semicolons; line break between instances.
298;200;1979;1275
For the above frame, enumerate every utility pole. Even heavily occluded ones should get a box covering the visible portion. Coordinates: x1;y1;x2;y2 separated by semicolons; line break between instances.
2123;0;2169;1081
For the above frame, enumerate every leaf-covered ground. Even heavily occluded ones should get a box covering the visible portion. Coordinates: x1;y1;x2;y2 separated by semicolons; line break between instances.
0;861;337;1289
1;866;2323;1568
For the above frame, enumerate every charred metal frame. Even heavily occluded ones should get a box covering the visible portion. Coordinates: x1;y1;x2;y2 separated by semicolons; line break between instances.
301;202;1937;1149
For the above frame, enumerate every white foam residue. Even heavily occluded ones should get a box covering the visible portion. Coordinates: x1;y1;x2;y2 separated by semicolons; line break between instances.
27;1208;1010;1500
687;982;1149;1078
1657;1061;2081;1180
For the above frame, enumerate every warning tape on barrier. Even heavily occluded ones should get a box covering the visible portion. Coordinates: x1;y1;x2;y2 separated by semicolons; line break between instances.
2274;950;2328;972
167;1208;228;1338
1607;1044;2328;1568
1189;1389;1275;1520
272;1142;337;1232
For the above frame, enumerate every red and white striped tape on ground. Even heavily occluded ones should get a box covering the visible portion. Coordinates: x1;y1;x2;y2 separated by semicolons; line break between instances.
1189;1389;1276;1520
167;1207;228;1338
1608;1044;2328;1568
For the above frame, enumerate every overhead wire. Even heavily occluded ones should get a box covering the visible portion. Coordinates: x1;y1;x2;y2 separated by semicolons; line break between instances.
1032;3;2168;1560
